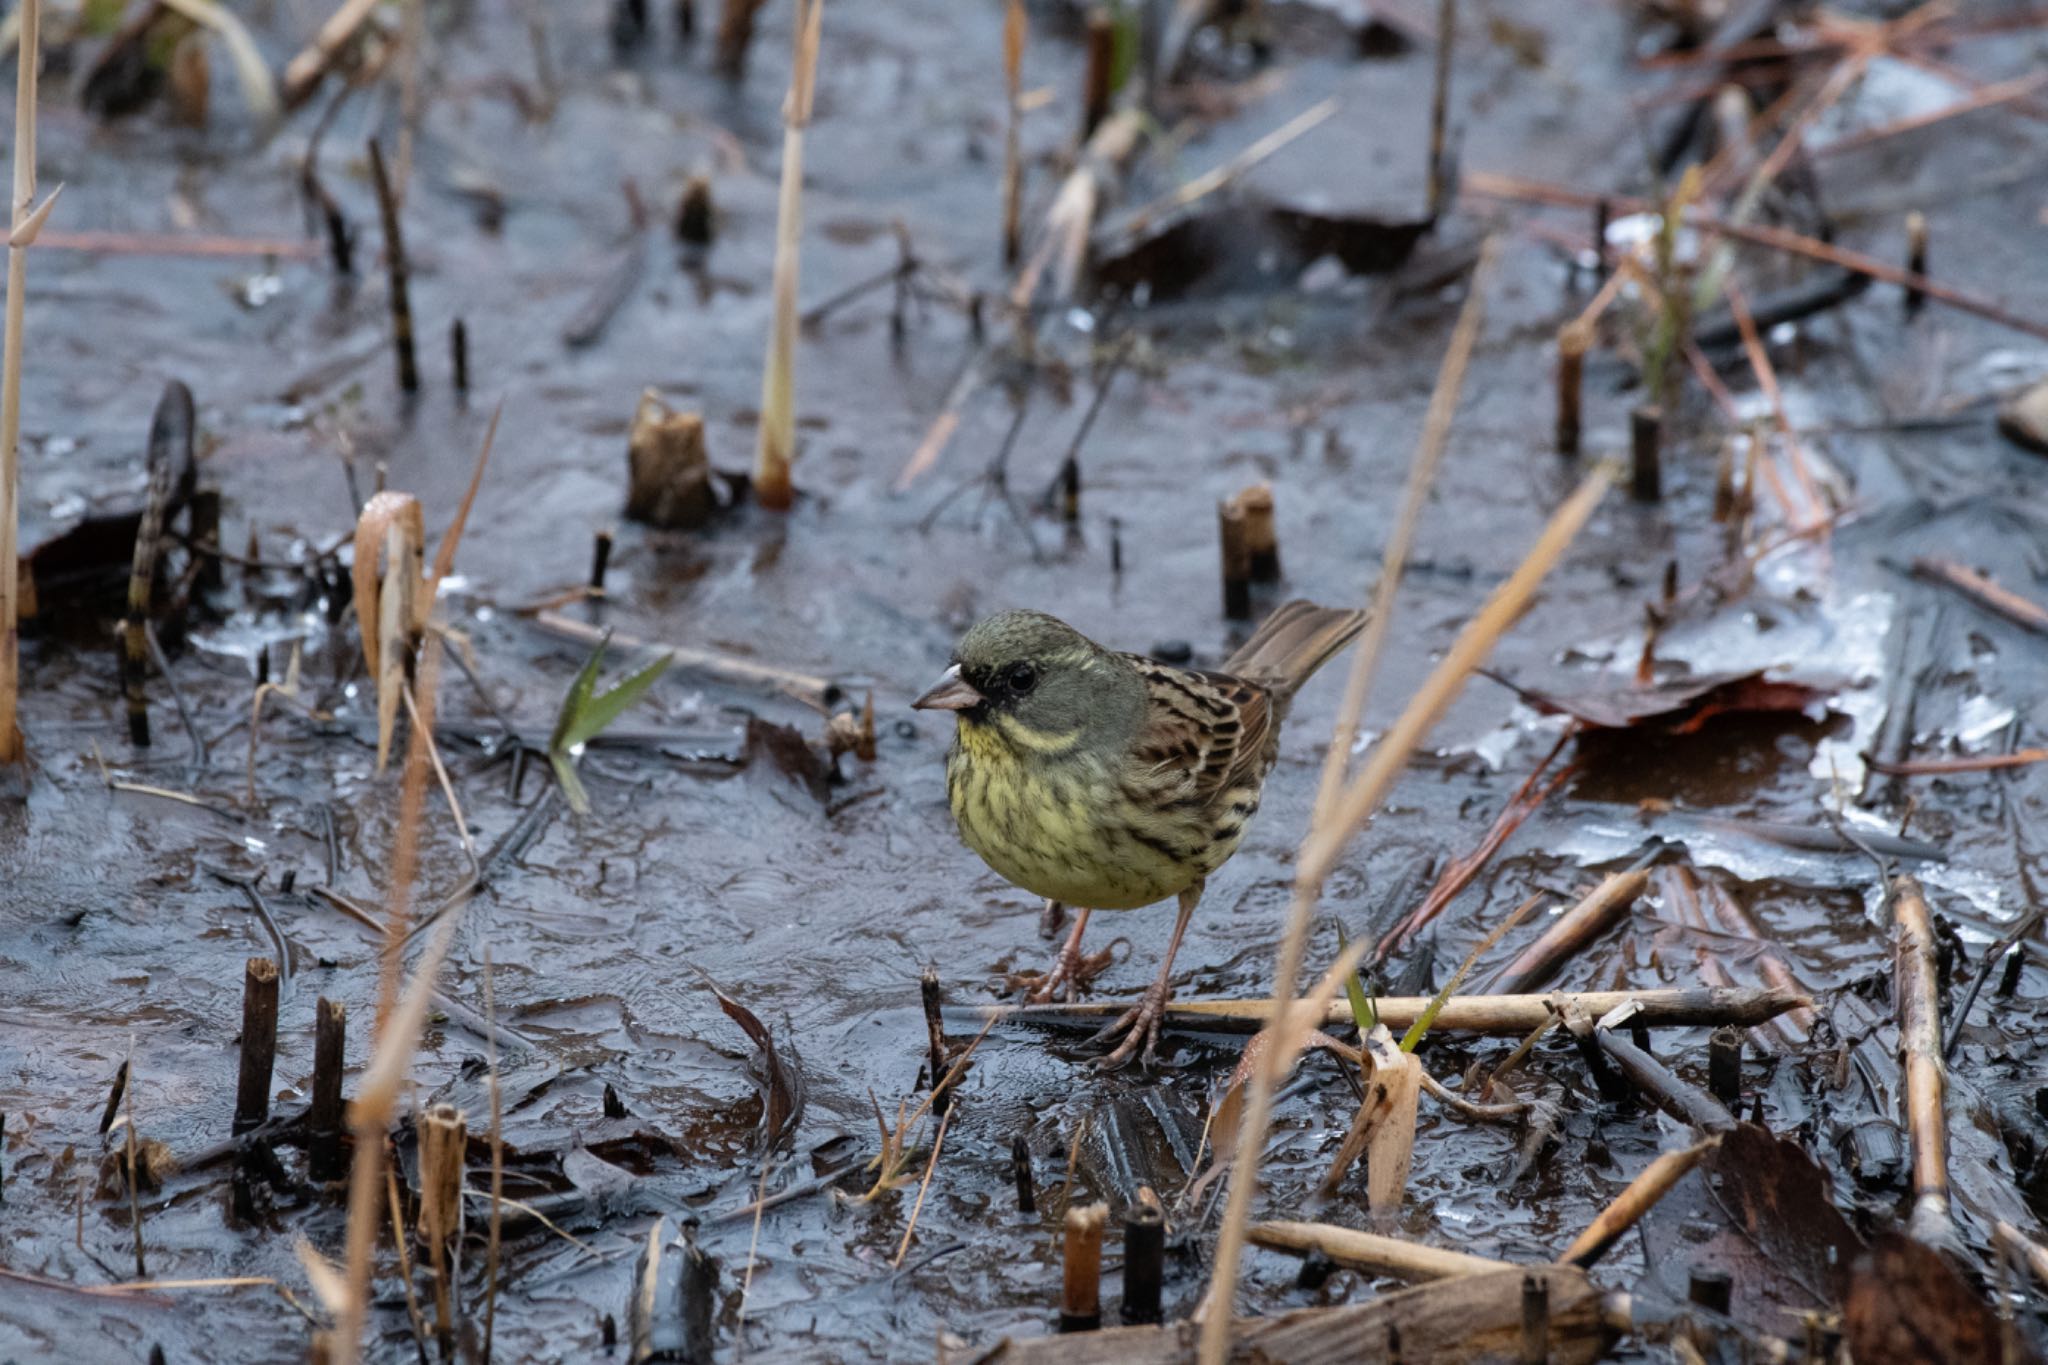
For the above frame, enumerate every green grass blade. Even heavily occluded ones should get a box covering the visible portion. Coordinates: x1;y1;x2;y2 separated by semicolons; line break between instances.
559;651;673;752
548;632;612;757
550;750;592;817
1335;922;1378;1031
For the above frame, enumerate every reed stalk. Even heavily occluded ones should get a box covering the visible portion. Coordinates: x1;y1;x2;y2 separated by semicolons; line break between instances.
1;0;47;772
752;0;824;511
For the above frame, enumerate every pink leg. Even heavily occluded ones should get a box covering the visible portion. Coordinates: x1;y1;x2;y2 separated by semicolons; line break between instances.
1023;905;1103;1003
1092;884;1200;1069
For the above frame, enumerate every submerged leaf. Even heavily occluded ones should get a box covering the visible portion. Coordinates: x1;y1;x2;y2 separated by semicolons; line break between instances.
703;974;806;1153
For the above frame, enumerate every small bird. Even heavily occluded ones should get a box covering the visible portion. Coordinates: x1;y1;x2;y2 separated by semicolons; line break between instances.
913;600;1366;1066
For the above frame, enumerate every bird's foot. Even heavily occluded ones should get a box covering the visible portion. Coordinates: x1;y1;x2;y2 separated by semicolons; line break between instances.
1089;977;1172;1069
1013;938;1121;1004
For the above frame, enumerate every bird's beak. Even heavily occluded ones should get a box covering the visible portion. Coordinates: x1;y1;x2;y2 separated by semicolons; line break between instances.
912;665;983;712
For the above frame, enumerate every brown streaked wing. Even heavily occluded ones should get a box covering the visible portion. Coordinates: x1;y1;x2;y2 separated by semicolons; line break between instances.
1122;657;1273;812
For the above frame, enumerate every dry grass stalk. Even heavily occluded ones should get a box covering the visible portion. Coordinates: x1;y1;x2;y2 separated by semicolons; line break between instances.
1000;0;1025;268
1490;868;1649;995
352;493;427;773
1998;1220;2048;1291
482;956;504;1364
333;720;464;1365
1463;170;2048;342
1010;108;1144;309
752;0;825;512
1115;99;1338;247
1909;557;2048;635
1312;239;1498;820
531;611;836;709
0;0;50;773
1249;1221;1513;1280
890;1102;953;1268
1203;459;1613;1359
280;0;383;109
1891;873;1954;1247
1561;1135;1720;1267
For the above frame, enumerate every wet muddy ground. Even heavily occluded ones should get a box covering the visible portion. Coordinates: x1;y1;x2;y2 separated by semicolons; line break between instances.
3;0;2048;1360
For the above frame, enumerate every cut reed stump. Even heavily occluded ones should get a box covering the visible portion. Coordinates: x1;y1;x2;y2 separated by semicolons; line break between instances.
625;390;715;528
676;176;714;249
1217;497;1252;621
121;381;196;746
1121;1188;1164;1326
418;1103;467;1354
984;1266;1620;1363
1630;403;1661;502
1555;320;1589;455
310;997;347;1182
233;957;280;1134
1062;1202;1107;1333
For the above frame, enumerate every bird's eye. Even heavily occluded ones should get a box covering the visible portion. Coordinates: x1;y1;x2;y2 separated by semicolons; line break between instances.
1005;661;1038;695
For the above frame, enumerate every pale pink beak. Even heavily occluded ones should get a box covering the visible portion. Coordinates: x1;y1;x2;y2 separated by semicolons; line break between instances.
912;665;984;712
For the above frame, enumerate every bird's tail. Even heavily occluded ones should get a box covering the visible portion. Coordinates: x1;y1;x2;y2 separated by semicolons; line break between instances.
1223;599;1367;699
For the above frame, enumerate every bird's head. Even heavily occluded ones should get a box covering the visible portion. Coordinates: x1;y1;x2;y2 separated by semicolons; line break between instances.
912;610;1144;755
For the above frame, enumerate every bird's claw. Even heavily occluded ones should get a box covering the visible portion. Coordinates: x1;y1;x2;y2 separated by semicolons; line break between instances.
1089;979;1171;1069
1016;940;1118;1004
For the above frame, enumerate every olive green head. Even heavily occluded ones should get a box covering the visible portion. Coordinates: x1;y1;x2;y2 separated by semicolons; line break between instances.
913;610;1145;753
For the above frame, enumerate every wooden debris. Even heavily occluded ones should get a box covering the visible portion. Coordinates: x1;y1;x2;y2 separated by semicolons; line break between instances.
231;958;280;1136
351;491;428;773
1891;874;1955;1249
417;1103;466;1354
1062;1202;1106;1333
1555;320;1588;455
1489;868;1648;995
310;998;347;1182
1910;557;2048;634
1120;1188;1164;1326
1592;1003;1735;1132
983;1266;1620;1363
1249;1221;1514;1281
625;391;716;529
1561;1135;1721;1267
1217;496;1252;621
987;986;1810;1035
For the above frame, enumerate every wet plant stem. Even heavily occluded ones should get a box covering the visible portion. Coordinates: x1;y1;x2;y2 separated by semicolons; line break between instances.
1;0;48;774
368;140;420;395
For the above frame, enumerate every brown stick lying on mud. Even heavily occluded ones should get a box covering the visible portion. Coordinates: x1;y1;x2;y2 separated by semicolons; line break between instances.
1489;867;1649;995
1892;874;1955;1248
985;1266;1622;1363
1910;557;2048;636
987;986;1809;1035
531;610;838;711
1562;1135;1720;1267
1591;1003;1735;1132
233;958;280;1135
1250;1221;1515;1281
1868;747;2048;776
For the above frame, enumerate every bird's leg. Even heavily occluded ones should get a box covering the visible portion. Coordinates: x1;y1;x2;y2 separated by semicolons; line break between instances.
1019;906;1111;1004
1039;898;1067;940
1092;883;1200;1069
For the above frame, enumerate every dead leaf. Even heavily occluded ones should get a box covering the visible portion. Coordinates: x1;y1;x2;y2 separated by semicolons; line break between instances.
703;974;805;1153
1483;668;1833;732
1844;1232;2024;1365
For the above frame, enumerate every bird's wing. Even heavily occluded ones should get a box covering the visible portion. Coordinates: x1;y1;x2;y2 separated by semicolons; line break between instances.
1123;656;1274;811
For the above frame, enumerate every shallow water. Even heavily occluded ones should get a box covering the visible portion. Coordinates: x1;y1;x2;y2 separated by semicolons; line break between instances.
3;1;2047;1360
